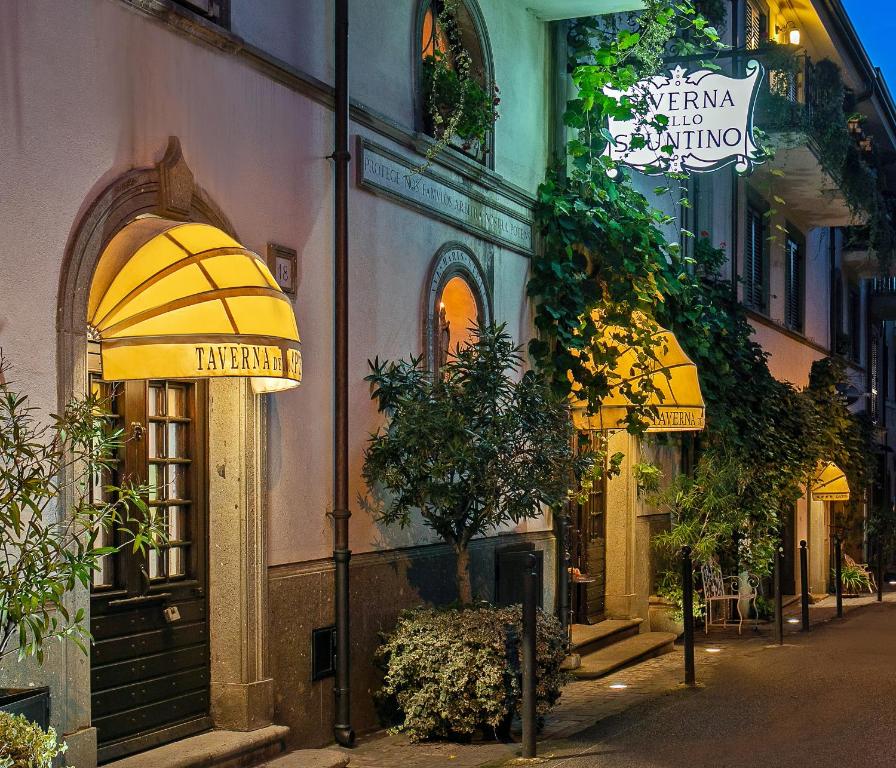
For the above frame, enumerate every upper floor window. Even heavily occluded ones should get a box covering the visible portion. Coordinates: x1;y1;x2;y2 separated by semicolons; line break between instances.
417;0;496;166
745;0;767;50
848;288;861;362
784;226;805;333
743;204;768;312
174;0;229;26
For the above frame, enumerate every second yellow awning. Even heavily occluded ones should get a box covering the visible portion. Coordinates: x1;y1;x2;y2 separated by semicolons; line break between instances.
571;321;705;433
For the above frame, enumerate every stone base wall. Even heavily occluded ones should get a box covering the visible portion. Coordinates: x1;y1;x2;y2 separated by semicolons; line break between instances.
268;530;557;748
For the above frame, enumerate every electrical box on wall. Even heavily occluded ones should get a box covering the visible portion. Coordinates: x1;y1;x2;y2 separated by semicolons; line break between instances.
312;626;337;681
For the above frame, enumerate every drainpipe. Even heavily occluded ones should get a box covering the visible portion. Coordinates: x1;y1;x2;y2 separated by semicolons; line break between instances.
332;0;355;748
730;0;741;296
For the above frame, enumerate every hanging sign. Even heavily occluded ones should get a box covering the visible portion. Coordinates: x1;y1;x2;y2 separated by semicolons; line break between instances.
604;61;765;176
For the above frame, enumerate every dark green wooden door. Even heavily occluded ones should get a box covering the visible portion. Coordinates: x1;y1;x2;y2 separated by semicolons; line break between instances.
89;379;210;763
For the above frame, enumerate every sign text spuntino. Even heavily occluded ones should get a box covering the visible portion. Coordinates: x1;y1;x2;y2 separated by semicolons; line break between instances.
604;61;765;176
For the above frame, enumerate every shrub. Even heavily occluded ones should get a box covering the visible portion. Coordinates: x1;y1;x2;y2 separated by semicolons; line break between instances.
0;712;66;768
835;562;871;595
376;604;567;742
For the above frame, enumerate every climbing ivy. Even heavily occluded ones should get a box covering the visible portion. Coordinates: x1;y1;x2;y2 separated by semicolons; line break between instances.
529;1;722;433
528;5;877;578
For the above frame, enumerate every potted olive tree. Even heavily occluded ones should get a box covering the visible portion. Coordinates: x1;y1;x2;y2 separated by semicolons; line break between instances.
0;360;164;750
364;325;590;739
363;323;591;603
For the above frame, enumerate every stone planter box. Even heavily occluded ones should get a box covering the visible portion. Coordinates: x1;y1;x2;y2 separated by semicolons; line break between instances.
0;687;50;730
649;596;684;636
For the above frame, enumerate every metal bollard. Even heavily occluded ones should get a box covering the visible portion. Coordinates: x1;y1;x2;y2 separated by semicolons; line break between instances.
773;542;783;645
834;536;843;618
557;514;570;636
682;545;695;686
521;553;537;758
800;540;810;631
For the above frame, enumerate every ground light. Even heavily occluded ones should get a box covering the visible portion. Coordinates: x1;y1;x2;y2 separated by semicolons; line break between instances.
787;618;801;624
889;580;896;586
705;647;722;654
608;683;628;690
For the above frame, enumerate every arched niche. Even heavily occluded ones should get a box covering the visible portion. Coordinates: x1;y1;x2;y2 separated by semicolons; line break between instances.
424;242;492;371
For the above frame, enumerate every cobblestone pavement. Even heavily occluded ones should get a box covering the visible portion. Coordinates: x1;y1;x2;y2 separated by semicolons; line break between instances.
335;590;896;768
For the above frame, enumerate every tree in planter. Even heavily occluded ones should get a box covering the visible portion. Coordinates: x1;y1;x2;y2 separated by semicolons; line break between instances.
363;324;592;603
0;365;166;662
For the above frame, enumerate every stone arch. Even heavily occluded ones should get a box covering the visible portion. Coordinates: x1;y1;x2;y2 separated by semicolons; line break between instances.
57;138;274;757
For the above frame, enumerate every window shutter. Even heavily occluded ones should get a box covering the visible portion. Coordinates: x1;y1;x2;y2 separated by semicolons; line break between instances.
746;2;761;49
785;235;803;332
744;207;765;311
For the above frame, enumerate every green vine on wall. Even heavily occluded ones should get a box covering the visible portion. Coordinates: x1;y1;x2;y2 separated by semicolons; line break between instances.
528;4;877;579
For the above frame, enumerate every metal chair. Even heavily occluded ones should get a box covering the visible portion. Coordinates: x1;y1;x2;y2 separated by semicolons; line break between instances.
700;561;759;635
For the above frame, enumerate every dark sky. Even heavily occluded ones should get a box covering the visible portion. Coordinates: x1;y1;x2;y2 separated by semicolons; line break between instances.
841;0;896;90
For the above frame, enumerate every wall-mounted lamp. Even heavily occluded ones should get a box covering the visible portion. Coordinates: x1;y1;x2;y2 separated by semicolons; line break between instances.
778;21;801;46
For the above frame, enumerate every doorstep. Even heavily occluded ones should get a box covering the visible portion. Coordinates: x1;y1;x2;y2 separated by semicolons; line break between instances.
573;632;677;680
103;725;289;768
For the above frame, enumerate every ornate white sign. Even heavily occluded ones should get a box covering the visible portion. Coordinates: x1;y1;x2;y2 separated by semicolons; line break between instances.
604;61;765;176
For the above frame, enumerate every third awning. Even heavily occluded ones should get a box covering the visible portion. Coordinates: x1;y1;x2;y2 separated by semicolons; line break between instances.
811;462;850;502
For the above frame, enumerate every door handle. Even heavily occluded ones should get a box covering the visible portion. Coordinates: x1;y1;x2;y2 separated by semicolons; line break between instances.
130;421;145;441
139;566;151;596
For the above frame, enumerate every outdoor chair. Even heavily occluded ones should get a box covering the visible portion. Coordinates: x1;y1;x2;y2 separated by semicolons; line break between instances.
843;553;877;593
700;561;759;635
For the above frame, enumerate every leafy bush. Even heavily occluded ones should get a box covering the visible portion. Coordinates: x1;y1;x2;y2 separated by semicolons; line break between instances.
0;712;66;768
376;604;567;742
0;364;166;662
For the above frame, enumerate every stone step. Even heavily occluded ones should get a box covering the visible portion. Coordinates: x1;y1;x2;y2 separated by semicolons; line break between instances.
573;631;677;680
104;726;289;768
569;618;643;656
256;749;349;768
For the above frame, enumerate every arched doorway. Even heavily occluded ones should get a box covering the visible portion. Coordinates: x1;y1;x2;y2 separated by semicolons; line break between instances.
58;139;278;763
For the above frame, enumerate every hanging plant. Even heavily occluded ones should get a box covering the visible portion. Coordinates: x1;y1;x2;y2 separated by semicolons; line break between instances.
420;0;499;164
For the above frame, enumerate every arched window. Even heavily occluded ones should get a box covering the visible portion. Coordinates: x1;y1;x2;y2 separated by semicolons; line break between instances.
416;0;495;166
425;243;492;372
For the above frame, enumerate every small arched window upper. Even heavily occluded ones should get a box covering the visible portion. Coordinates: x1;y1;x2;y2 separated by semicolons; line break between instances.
417;0;496;167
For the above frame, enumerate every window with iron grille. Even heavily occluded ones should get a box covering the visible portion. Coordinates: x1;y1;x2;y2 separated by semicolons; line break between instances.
784;228;804;332
870;328;881;423
743;205;767;312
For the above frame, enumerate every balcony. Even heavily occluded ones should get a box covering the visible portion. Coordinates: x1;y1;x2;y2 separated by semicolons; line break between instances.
525;0;643;19
751;49;856;228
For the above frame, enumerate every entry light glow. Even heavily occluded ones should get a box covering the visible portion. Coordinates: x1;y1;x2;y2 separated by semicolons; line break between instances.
789;28;801;46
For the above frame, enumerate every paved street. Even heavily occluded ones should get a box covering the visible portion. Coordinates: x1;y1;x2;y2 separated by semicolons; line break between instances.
535;601;896;768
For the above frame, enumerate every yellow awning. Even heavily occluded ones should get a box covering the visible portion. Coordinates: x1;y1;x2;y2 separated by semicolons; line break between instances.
88;217;301;394
811;462;850;501
571;322;705;432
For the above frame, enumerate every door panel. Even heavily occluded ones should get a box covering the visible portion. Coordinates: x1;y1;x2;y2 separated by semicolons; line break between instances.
90;379;209;763
572;435;606;624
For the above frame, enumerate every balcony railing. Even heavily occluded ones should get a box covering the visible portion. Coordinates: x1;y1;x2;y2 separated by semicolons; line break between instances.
754;50;814;134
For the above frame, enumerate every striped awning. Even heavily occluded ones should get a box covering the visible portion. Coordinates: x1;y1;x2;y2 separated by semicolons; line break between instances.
572;320;705;433
811;462;850;502
88;217;301;394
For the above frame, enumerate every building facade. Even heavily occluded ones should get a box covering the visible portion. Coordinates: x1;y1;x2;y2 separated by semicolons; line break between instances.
2;1;894;766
